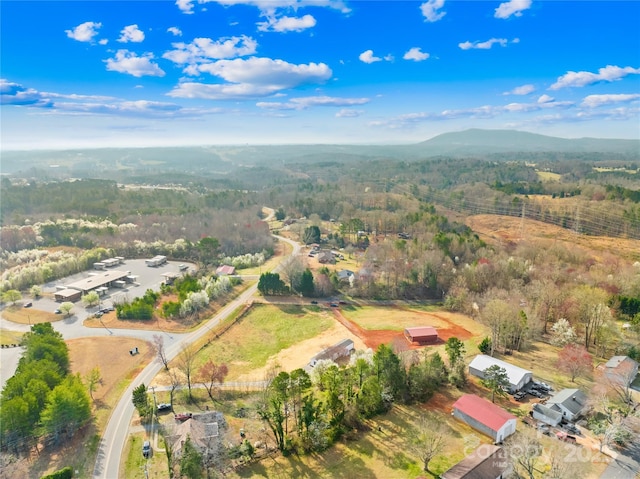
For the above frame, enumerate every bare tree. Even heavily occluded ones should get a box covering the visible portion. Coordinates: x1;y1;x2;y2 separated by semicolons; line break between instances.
153;334;170;370
409;415;447;472
168;368;181;410
176;344;197;400
504;429;542;479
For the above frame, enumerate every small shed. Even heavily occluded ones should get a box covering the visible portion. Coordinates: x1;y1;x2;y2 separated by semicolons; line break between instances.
452;394;517;443
404;326;438;344
216;265;236;276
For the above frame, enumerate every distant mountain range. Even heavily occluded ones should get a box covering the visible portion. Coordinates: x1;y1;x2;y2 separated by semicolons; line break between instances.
416;129;640;156
1;129;638;176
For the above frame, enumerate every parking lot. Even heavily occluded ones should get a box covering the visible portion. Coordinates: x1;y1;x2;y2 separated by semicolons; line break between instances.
35;259;196;319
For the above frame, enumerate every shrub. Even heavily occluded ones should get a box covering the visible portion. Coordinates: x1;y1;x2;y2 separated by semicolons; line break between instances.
40;466;73;479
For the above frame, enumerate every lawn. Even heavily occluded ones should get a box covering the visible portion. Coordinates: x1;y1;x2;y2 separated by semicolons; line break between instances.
229;402;489;479
2;305;61;324
0;328;24;346
497;341;597;392
166;303;335;380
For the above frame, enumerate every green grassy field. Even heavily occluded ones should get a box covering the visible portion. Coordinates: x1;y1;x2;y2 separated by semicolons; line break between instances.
181;303;334;379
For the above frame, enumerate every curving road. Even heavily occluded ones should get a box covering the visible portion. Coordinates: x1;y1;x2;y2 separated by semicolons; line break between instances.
92;234;300;479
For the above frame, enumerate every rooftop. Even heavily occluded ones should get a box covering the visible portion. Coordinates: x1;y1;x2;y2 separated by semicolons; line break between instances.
453;394;517;432
441;445;508;479
469;354;532;386
547;388;588;415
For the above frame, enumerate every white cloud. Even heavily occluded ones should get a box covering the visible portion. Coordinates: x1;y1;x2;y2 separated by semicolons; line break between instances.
403;47;430;62
0;79;53;107
99;39;109;45
336;109;363;118
420;0;446;22
105;50;166;78
256;95;369;110
200;0;350;14
359;50;381;64
163;36;258;67
581;93;640;108
459;38;509;50
65;21;102;42
494;0;531;19
176;0;195;14
118;24;145;43
168;27;183;36
258;14;317;32
504;84;535;95
168;57;332;99
550;65;640;90
537;94;554;103
370;97;575;129
1;79;222;119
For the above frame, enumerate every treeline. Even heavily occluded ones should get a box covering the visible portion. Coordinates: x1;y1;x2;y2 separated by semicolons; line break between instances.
258;342;465;455
605;184;640;203
0;324;91;453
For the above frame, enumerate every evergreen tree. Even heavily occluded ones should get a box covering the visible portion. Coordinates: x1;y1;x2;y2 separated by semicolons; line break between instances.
180;436;203;479
299;269;315;297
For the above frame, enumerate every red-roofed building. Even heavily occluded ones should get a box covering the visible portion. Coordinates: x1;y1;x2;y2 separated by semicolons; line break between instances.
215;265;236;276
452;394;517;443
404;326;438;344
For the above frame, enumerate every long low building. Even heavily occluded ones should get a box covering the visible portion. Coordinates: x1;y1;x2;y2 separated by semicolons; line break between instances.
468;354;533;393
452;394;517;443
55;270;130;300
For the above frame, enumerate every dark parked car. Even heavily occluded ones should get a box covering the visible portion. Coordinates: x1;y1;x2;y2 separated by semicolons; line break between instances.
24;302;32;308
54;309;62;314
157;403;172;412
142;440;152;458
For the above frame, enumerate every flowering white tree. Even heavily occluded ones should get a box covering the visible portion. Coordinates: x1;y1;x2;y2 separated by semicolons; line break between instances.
550;318;578;347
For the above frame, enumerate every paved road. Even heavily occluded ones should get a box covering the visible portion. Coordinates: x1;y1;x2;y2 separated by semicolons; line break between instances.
92;234;300;479
600;441;640;479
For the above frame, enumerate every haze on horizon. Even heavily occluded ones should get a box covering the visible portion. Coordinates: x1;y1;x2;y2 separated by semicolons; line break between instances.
1;0;639;151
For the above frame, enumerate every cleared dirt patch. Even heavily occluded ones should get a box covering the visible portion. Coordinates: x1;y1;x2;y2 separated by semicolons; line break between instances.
467;214;640;261
336;305;478;351
2;305;61;324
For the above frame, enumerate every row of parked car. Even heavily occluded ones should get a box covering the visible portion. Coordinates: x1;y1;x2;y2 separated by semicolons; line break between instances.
513;381;553;401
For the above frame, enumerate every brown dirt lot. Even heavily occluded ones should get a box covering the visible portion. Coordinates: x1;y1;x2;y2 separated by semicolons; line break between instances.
67;336;154;403
467;214;640;261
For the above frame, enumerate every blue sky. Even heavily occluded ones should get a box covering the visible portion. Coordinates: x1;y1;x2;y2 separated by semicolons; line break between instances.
1;0;639;149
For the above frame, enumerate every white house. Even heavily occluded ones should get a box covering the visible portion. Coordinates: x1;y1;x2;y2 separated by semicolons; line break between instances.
546;388;588;422
468;355;533;393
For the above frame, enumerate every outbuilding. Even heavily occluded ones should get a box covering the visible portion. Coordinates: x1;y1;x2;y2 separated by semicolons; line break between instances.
468;355;533;393
452;394;517;443
404;326;439;344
